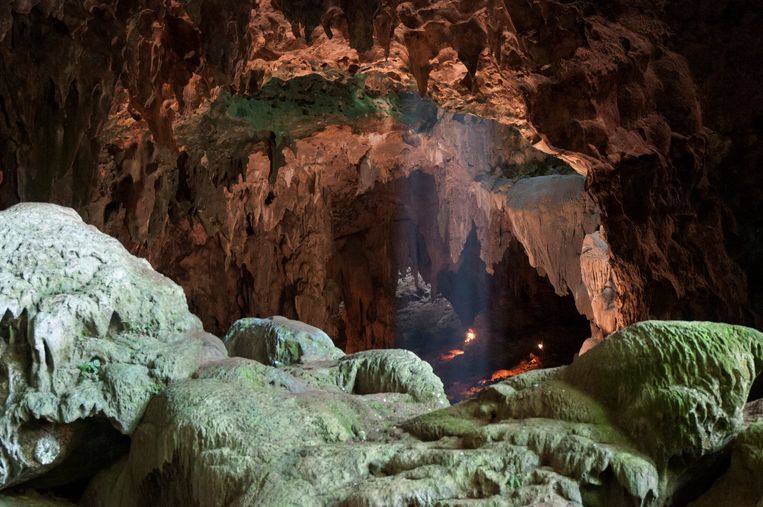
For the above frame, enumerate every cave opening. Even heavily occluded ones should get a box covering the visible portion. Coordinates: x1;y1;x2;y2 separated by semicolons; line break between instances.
382;171;591;402
392;245;590;401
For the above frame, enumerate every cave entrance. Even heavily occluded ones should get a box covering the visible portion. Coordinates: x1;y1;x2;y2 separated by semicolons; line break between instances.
382;171;591;402
393;235;590;402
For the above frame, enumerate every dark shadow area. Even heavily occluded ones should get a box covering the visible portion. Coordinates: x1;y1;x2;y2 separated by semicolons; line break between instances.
667;448;733;507
748;372;763;402
395;222;590;401
14;418;130;502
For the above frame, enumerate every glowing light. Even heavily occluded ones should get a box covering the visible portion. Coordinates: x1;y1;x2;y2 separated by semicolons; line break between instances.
464;328;477;344
537;342;544;351
439;349;465;362
455;354;543;400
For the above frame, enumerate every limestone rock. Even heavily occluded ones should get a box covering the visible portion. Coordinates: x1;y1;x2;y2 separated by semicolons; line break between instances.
84;320;762;506
224;315;448;405
505;174;602;329
403;372;660;505
335;349;449;406
745;399;763;425
404;320;763;505
580;230;619;340
224;316;343;366
0;203;225;488
563;321;763;466
82;354;448;507
0;0;755;354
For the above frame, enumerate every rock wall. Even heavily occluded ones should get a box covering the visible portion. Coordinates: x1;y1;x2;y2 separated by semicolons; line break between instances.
656;0;763;326
0;0;756;350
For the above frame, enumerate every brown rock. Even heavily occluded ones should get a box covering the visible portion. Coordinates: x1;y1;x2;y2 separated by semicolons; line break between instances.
0;0;756;354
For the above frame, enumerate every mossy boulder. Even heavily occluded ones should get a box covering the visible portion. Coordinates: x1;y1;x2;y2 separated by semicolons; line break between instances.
336;349;450;406
0;203;225;489
224;316;343;366
83;352;631;507
405;321;763;505
223;316;447;405
403;376;659;505
82;354;445;506
562;321;763;465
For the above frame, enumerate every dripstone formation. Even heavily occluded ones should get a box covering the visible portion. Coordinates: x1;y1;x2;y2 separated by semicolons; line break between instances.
0;0;761;505
0;0;759;352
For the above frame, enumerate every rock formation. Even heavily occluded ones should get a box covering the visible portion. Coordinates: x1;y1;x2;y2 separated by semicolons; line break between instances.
0;203;225;490
224;316;344;365
690;422;763;507
78;319;763;506
0;0;756;355
505;174;603;335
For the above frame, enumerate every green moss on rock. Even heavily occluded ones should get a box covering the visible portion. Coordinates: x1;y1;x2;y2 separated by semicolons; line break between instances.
224;316;343;366
336;349;449;406
0;203;226;488
226;74;395;139
563;321;763;465
83;320;763;507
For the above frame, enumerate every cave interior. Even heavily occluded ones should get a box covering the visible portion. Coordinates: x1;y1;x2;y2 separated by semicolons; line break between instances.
0;0;761;505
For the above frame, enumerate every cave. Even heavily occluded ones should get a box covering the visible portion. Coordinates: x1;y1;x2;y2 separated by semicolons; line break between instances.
0;0;762;505
392;215;591;402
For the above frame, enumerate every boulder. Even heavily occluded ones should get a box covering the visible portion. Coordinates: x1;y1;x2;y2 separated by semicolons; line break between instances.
335;349;449;406
224;316;343;366
563;321;763;466
407;320;763;505
223;315;447;404
0;203;225;489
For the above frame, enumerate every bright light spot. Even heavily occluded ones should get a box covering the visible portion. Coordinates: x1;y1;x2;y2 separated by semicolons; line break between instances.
465;328;477;344
439;349;465;362
537;342;544;351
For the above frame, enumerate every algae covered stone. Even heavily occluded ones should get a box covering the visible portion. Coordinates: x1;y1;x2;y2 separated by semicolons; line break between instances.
224;315;343;365
336;349;449;406
83;355;444;507
403;373;659;505
84;320;763;507
0;203;225;488
85;351;618;507
562;320;763;464
403;320;763;506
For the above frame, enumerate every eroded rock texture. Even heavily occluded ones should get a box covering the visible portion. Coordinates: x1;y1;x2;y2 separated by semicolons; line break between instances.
0;0;758;352
0;204;225;489
224;315;344;365
81;320;763;506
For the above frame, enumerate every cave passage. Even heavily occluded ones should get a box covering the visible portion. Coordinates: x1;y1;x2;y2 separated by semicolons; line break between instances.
385;173;591;401
393;249;590;401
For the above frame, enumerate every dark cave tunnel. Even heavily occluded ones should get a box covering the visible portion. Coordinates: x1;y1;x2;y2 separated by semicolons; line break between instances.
369;170;593;401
